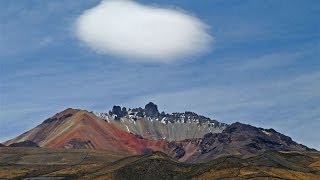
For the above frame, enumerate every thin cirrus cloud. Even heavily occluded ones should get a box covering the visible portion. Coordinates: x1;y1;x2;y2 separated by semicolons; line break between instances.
74;0;213;62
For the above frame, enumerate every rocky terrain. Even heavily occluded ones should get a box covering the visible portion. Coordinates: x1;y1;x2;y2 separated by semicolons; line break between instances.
8;140;39;148
0;147;319;179
188;122;313;162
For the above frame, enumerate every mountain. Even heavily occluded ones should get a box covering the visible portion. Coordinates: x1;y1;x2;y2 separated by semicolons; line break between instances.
3;103;315;163
3;108;194;159
187;122;312;162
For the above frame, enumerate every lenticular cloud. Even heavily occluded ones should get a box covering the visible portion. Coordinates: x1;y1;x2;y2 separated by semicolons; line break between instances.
75;0;213;62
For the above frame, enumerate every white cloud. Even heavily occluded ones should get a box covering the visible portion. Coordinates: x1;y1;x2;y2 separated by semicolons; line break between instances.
75;0;212;62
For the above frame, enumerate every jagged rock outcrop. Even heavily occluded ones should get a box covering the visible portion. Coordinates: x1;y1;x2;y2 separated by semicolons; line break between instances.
95;102;228;141
111;105;122;120
168;142;186;159
145;102;159;117
110;106;129;120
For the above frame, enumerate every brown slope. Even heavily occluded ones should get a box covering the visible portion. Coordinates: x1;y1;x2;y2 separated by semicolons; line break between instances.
1;148;319;179
4;108;81;146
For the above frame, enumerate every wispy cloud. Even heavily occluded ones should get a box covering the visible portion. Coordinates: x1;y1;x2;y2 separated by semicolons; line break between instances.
75;0;212;62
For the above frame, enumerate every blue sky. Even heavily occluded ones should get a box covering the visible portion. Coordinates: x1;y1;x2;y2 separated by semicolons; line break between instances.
0;0;319;149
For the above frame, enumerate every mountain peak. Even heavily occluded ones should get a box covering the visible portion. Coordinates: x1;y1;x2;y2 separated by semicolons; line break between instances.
145;102;159;117
43;108;81;123
190;122;314;162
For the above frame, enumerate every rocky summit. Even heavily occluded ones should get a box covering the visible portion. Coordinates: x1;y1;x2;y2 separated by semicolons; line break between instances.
95;102;228;141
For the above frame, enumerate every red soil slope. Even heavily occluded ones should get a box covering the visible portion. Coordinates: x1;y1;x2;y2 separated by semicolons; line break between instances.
4;109;171;154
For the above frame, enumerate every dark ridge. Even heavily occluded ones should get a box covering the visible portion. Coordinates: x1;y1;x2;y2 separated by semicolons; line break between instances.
43;108;79;123
8;140;39;148
0;143;6;147
43;113;73;123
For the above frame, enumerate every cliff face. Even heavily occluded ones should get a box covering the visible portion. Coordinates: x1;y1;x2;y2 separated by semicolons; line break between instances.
95;103;228;141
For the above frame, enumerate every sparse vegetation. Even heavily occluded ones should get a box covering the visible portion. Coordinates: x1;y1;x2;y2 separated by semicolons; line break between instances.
1;147;319;179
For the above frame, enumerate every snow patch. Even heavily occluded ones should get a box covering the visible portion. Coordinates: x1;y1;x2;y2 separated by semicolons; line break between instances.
262;130;271;136
125;125;130;132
